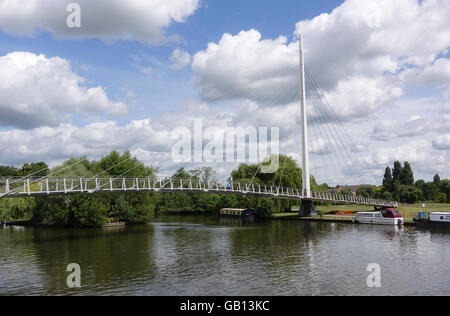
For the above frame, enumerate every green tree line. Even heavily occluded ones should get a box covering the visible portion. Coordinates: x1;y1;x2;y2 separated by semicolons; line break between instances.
355;161;450;204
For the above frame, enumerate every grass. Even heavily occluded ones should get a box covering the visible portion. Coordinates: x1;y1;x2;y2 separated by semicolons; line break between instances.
397;203;450;219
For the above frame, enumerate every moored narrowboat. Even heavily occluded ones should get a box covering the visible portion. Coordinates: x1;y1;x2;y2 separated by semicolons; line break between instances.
354;208;404;226
220;208;256;220
414;212;450;229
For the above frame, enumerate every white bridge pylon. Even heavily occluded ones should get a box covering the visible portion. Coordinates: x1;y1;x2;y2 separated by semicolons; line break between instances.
0;177;397;208
299;33;311;198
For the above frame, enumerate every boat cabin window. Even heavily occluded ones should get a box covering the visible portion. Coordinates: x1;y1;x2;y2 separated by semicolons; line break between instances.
381;209;402;218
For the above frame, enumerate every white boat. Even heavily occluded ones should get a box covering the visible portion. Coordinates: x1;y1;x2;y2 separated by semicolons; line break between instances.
354;208;404;226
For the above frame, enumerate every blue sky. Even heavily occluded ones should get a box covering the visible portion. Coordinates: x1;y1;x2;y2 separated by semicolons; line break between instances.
0;0;346;125
0;0;448;184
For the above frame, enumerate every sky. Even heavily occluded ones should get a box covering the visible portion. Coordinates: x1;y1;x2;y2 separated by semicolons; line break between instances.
0;0;449;185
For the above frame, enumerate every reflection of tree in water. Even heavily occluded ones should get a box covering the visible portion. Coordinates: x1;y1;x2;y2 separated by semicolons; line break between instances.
0;227;47;295
152;222;227;289
30;225;156;295
229;220;332;260
227;220;333;295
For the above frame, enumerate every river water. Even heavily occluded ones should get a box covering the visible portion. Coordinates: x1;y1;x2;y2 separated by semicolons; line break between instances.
0;215;449;296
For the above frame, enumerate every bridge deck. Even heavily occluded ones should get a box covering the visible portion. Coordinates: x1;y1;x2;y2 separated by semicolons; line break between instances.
0;177;397;208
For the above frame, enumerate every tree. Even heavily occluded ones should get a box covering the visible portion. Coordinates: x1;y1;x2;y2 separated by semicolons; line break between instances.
97;151;156;177
440;180;450;203
392;161;403;182
339;187;353;196
231;154;303;189
172;168;191;179
383;167;393;191
434;174;441;186
399;185;423;204
400;162;414;186
392;180;401;201
415;179;426;191
20;163;32;176
423;182;441;202
191;166;216;183
52;157;93;177
437;193;447;203
382;191;393;201
356;186;375;198
255;198;274;218
0;166;19;177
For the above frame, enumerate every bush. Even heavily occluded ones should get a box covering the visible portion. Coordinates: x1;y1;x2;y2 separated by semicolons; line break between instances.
399;185;423;204
256;198;275;218
32;192;155;227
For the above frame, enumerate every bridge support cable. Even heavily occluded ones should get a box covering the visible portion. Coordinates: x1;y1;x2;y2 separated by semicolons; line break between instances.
305;72;357;185
306;83;348;187
306;69;380;185
305;69;364;185
304;69;367;186
305;79;359;187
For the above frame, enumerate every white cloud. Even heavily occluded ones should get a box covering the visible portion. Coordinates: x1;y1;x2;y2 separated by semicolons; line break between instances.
433;134;450;150
170;48;192;70
295;0;450;82
192;30;299;105
0;52;128;129
310;138;335;155
444;87;450;114
191;0;449;122
350;139;449;182
322;77;402;121
0;0;201;45
372;140;430;166
412;58;450;85
371;118;432;141
0;120;172;166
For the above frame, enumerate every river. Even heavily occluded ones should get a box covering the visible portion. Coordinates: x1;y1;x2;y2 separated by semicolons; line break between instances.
0;215;449;296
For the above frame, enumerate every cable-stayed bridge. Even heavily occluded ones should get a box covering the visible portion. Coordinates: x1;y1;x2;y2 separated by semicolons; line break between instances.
0;177;397;208
0;34;399;213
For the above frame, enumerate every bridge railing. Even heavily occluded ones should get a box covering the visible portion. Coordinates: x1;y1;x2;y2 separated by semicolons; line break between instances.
0;177;397;207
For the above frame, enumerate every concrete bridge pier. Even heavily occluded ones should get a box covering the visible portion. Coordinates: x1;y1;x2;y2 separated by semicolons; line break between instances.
299;200;317;217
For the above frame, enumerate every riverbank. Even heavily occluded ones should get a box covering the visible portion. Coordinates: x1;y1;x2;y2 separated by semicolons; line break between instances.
1;220;127;228
272;212;416;226
2;202;448;228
